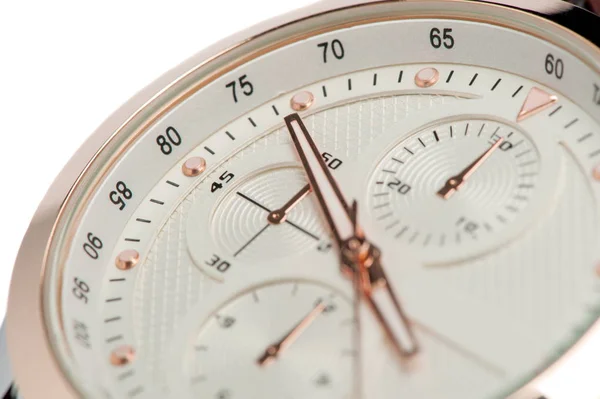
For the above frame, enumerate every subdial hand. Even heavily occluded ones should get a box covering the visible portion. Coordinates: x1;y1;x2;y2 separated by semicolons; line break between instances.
233;223;270;257
257;301;326;367
437;137;504;200
267;184;311;225
285;112;418;359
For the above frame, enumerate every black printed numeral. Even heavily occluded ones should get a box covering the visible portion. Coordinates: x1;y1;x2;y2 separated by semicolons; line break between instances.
317;40;345;63
109;181;133;211
156;127;182;155
430;28;455;49
545;54;564;79
83;233;103;260
322;152;343;170
211;171;235;193
72;277;90;304
205;254;231;273
226;75;254;103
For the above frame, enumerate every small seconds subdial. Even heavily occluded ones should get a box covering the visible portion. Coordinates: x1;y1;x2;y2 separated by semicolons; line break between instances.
186;281;356;399
369;119;547;264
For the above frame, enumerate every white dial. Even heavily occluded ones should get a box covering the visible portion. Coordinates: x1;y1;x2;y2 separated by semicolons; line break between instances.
93;66;600;398
8;3;600;399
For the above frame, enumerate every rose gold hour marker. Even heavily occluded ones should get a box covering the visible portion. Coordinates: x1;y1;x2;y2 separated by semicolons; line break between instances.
593;164;600;181
517;87;558;122
595;262;600;277
110;345;135;366
415;67;440;88
290;91;315;111
115;249;140;270
182;156;206;177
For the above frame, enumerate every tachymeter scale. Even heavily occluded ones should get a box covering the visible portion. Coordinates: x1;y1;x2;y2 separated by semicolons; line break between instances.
185;281;355;399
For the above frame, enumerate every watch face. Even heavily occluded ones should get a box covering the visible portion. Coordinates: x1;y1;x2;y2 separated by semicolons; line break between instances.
7;1;600;399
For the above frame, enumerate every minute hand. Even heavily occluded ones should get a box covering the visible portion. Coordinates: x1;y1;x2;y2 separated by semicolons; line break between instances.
285;113;418;358
284;113;354;245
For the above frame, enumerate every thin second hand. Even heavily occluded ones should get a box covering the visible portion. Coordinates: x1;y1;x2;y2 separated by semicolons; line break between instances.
236;191;271;212
233;224;270;257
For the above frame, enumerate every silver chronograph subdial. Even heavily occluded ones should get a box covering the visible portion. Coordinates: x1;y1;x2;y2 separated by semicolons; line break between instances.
369;119;560;264
184;281;355;399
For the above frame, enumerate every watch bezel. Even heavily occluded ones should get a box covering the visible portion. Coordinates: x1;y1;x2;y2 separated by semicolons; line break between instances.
6;1;600;398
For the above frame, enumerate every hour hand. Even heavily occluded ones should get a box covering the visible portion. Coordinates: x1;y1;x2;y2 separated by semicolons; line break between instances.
344;203;419;358
284;113;354;244
361;255;419;357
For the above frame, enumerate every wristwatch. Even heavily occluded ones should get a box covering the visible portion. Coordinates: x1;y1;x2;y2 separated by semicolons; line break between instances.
3;0;600;398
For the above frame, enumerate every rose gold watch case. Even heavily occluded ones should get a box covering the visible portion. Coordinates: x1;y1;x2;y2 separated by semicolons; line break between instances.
6;0;600;398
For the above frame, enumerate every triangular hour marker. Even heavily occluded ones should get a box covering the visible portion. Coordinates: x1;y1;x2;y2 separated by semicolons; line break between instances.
517;87;558;122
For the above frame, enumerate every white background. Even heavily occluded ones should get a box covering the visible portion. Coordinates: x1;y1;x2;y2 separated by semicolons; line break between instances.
0;0;316;322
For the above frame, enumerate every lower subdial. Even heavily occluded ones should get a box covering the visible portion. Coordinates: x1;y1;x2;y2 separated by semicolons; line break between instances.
368;119;555;264
185;281;356;399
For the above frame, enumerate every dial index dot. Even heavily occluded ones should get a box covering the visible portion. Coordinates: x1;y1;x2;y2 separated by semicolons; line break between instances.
110;345;136;366
592;164;600;181
115;249;140;270
182;157;207;177
415;67;440;88
291;91;315;111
